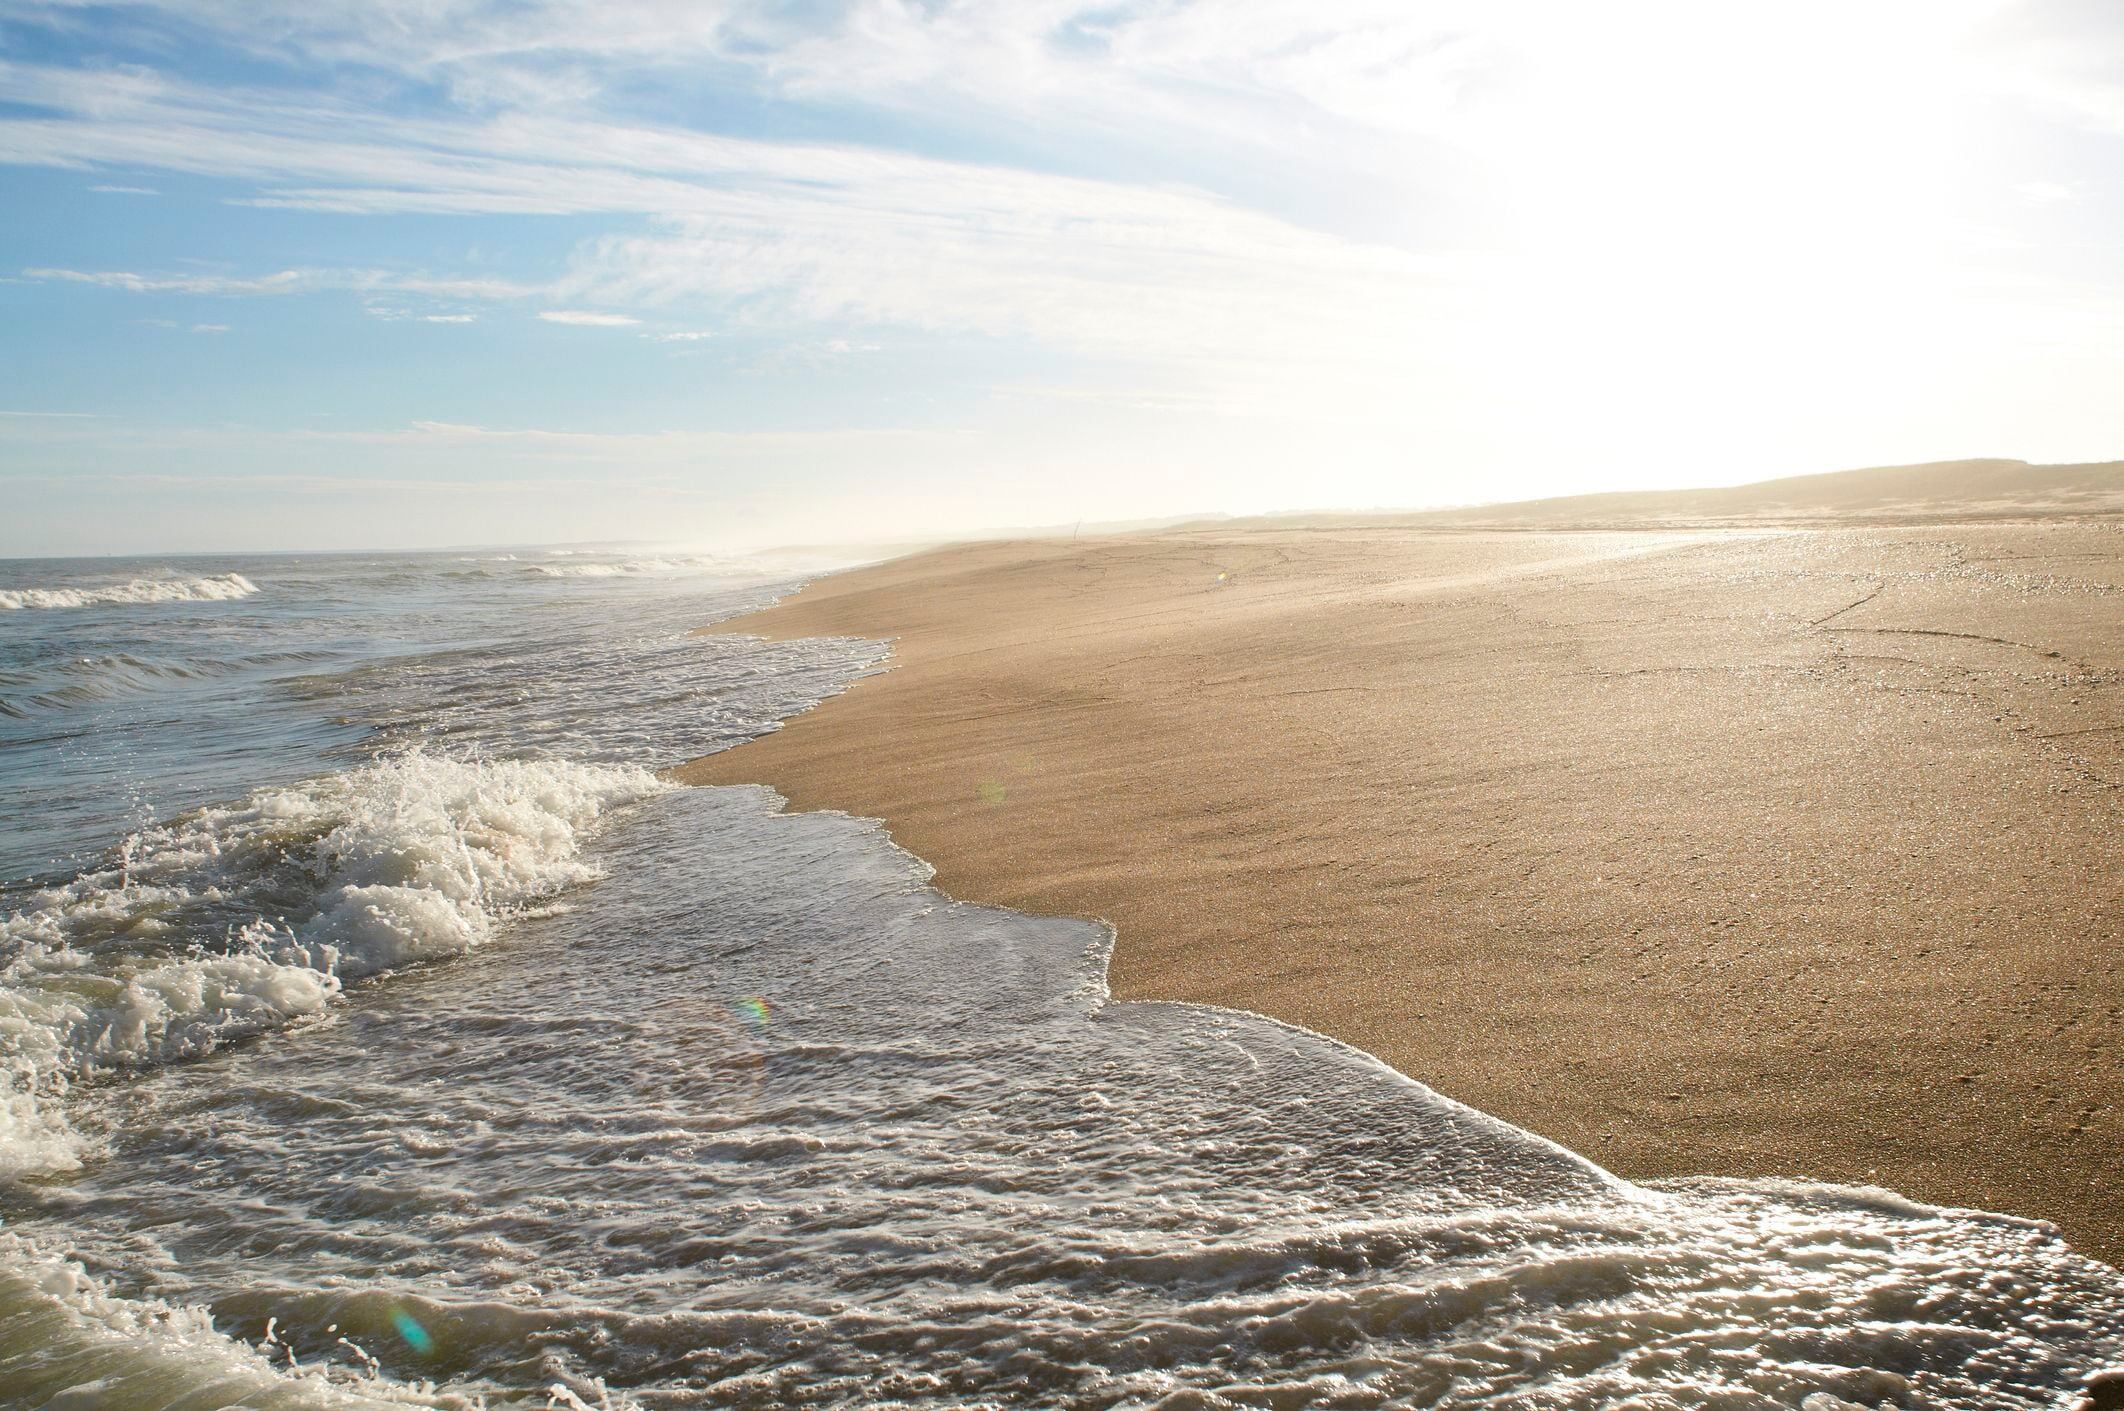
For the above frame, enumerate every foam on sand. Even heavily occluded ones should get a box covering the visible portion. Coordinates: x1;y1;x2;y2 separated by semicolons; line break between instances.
29;784;2110;1409
0;754;667;1176
0;573;261;610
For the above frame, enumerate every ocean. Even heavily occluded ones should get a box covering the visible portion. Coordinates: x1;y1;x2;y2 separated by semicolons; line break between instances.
0;549;2120;1409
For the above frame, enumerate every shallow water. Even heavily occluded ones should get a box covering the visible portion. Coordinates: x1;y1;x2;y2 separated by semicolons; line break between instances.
1;549;2121;1409
0;549;869;880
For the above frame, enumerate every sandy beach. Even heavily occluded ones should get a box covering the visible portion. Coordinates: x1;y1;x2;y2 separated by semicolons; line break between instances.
680;495;2124;1261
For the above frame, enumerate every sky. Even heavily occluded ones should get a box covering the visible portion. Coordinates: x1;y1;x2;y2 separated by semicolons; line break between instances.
5;0;2124;554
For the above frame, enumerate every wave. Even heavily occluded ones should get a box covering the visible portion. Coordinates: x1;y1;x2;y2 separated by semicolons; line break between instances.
27;783;2103;1410
521;552;830;580
0;649;343;718
0;573;261;611
524;557;711;579
0;1233;464;1410
0;755;667;1176
518;550;862;582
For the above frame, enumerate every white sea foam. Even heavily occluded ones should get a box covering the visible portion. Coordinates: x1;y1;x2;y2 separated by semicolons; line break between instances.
521;551;843;580
526;557;707;578
0;755;667;1175
0;573;261;611
0;1233;457;1410
22;786;2108;1409
526;562;637;577
0;1056;81;1176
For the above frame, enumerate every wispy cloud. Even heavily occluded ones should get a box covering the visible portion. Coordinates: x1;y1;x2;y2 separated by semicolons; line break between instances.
191;322;230;332
27;266;315;295
0;52;1465;382
1973;1;2124;136
538;310;640;327
1;411;977;467
2016;179;2084;204
0;2;1499;174
364;304;483;322
88;183;159;195
7;0;2124;551
24;264;533;299
382;417;952;449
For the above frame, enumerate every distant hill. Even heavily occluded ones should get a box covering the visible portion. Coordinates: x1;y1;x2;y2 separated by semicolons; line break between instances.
1400;458;2124;528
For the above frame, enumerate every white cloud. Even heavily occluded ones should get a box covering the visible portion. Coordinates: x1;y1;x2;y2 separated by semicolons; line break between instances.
25;264;533;299
421;312;478;323
538;310;640;326
555;191;1453;376
8;0;2124;529
191;322;230;332
0;2;1499;170
1971;0;2124;135
2016;179;2085;203
0;409;974;467
646;329;714;342
88;183;160;195
370;418;949;455
27;266;314;295
0;53;1465;382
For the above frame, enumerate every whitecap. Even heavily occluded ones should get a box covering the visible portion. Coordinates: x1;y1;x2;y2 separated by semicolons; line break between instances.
0;1233;457;1409
0;754;668;1175
0;574;261;611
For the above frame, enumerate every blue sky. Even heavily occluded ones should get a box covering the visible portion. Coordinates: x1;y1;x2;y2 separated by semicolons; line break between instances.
5;1;2124;553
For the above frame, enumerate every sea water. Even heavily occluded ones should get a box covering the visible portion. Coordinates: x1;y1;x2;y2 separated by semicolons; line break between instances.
0;549;2120;1409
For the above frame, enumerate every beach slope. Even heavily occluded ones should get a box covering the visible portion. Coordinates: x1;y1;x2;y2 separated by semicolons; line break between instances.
679;503;2124;1260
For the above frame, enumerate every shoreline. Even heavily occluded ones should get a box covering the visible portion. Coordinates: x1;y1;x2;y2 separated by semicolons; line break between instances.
680;521;2124;1263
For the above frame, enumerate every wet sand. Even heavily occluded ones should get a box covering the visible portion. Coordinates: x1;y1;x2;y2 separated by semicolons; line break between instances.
679;517;2124;1262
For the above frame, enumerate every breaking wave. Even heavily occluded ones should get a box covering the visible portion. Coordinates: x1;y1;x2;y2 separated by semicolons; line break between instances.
524;558;719;579
0;1233;466;1410
520;552;843;580
0;573;261;611
0;755;668;1176
22;785;2112;1409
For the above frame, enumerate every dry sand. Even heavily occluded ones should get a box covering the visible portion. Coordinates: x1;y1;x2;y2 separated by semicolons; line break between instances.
679;512;2124;1262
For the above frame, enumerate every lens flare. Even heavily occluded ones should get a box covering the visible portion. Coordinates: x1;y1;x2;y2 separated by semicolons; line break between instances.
389;1307;432;1355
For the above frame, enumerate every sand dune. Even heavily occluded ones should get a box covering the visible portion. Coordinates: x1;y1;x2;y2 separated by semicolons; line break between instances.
1438;457;2124;525
1235;457;2124;530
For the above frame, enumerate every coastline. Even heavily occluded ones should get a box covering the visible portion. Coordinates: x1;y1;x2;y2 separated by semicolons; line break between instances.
679;520;2124;1263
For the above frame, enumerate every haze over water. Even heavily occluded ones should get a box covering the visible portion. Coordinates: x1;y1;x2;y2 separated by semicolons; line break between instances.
0;554;2120;1408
